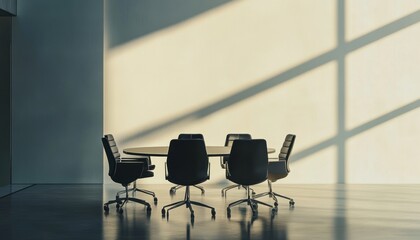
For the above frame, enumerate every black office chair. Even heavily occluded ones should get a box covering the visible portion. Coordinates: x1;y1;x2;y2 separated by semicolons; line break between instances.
254;134;296;208
162;139;216;219
169;133;206;195
102;134;157;214
220;133;254;197
103;134;157;203
226;139;275;217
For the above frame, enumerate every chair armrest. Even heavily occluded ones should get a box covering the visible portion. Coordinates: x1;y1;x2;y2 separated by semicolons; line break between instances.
165;162;168;180
120;158;148;163
208;162;211;180
225;162;231;177
121;157;155;170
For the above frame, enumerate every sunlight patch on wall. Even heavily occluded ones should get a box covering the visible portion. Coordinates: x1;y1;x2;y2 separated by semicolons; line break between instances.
346;23;420;130
283;146;337;184
104;0;338;184
105;0;336;140
346;0;420;41
346;109;420;183
135;61;338;184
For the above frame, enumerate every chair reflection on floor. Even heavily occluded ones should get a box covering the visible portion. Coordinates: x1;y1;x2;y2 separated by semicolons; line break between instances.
229;206;288;240
103;204;151;240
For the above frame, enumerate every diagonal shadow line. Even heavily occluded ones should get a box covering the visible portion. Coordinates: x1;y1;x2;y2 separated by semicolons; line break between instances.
290;99;420;162
121;10;420;144
345;9;420;52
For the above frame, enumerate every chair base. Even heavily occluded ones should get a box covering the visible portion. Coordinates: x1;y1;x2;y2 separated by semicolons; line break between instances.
253;180;295;208
170;184;205;195
227;186;275;218
118;181;158;204
162;186;215;219
104;186;152;214
221;184;255;197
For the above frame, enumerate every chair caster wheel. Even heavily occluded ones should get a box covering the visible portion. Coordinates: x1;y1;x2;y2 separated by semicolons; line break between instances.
161;209;166;216
118;208;123;214
169;189;176;195
274;202;278;207
289;200;295;206
154;197;158;204
103;205;109;212
227;208;231;218
211;209;216;217
147;206;152;213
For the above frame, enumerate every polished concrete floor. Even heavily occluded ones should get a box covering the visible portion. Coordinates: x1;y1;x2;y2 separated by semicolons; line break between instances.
1;184;420;240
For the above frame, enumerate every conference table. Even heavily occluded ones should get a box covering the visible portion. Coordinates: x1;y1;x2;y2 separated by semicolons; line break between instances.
123;146;276;157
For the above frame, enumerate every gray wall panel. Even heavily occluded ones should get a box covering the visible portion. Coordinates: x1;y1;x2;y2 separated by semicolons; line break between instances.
0;0;16;15
12;0;103;183
0;17;11;186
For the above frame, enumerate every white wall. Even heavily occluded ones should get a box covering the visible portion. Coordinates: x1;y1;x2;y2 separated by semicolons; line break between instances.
105;0;420;184
12;0;104;183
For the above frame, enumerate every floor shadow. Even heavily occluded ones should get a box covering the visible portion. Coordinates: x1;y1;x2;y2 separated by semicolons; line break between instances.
106;0;231;48
0;184;33;198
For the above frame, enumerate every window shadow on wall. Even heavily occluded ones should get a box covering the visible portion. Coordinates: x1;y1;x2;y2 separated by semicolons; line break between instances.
109;3;419;235
111;3;419;187
119;9;420;147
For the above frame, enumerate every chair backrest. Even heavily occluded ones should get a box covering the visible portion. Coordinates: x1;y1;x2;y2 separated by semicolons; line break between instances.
223;133;252;164
178;133;204;140
227;139;268;185
279;134;296;161
166;139;209;186
101;134;120;177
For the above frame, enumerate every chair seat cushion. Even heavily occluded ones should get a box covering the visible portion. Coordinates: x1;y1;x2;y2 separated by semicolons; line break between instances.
112;161;145;185
167;175;208;186
267;161;289;182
